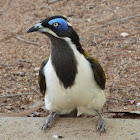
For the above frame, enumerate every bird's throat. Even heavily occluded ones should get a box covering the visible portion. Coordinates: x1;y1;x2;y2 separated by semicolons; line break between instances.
50;37;78;88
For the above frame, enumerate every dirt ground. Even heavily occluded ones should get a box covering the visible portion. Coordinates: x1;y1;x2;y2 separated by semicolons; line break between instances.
0;0;140;119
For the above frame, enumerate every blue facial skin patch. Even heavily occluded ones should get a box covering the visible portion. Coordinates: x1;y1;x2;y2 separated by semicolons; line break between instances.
48;18;68;31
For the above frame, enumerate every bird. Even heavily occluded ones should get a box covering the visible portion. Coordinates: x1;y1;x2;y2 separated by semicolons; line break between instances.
27;15;106;134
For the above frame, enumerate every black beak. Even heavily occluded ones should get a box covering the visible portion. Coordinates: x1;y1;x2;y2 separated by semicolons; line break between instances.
27;26;38;33
27;22;44;33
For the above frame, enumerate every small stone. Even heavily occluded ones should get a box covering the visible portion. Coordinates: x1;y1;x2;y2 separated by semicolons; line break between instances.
20;105;27;109
120;32;129;37
20;59;26;62
130;132;136;135
124;106;128;110
115;7;120;10
17;62;24;68
34;67;40;72
9;49;16;54
0;103;6;106
13;72;25;77
131;38;136;44
28;114;34;117
20;72;25;77
29;97;33;102
33;111;40;117
13;72;20;76
130;100;135;105
24;87;28;90
86;4;96;9
36;73;39;76
119;72;122;78
136;103;140;106
86;18;91;22
41;106;47;111
52;135;63;139
5;106;12;110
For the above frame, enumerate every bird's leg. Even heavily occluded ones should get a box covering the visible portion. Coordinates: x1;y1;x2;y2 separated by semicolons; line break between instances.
42;112;59;131
95;110;106;135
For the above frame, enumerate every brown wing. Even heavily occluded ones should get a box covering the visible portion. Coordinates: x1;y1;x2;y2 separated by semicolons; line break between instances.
38;59;48;96
83;50;106;90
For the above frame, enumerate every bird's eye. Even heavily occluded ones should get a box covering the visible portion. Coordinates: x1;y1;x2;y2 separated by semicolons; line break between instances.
53;22;59;27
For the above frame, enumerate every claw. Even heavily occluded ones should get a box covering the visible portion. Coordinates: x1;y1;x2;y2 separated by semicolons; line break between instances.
42;112;58;131
97;118;106;135
95;110;106;135
42;121;51;130
42;122;48;130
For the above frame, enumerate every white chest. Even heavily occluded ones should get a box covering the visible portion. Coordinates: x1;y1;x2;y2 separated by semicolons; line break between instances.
43;38;106;115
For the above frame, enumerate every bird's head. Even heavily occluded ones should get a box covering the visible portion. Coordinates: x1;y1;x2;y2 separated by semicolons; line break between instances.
27;16;76;38
27;15;82;52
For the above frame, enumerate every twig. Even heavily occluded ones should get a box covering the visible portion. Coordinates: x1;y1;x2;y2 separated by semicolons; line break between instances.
0;93;33;98
48;0;60;4
131;25;140;29
40;5;54;15
96;31;140;45
67;17;84;22
39;5;49;9
93;34;99;50
20;59;31;63
106;7;121;17
31;88;40;95
104;111;140;115
15;34;39;45
107;97;129;103
0;103;44;117
49;6;54;16
31;14;41;23
94;14;140;28
0;63;9;66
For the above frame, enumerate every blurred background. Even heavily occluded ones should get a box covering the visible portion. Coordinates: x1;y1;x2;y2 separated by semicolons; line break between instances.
0;0;139;117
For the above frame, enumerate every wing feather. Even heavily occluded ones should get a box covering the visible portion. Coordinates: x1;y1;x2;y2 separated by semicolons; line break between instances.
38;59;48;96
83;50;106;90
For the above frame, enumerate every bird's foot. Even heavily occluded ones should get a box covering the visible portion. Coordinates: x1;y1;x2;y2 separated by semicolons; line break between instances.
97;118;106;135
42;112;58;131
